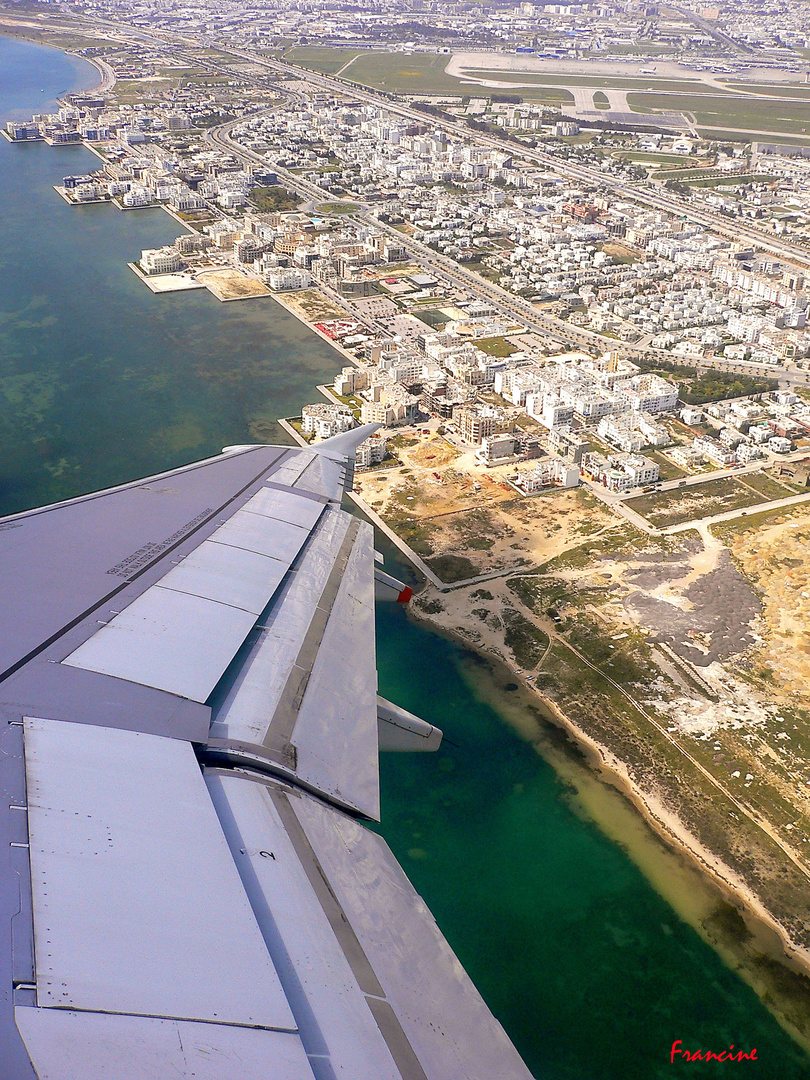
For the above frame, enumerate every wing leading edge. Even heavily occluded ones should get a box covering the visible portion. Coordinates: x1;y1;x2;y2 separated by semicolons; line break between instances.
0;429;533;1080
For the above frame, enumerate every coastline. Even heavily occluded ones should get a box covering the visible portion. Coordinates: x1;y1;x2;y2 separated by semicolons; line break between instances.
407;598;810;1048
248;216;810;1027
0;26;115;98
5;30;810;1076
278;403;810;1043
82;54;115;94
266;288;366;370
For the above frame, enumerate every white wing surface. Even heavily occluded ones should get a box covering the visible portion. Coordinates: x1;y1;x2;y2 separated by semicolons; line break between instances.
0;428;533;1080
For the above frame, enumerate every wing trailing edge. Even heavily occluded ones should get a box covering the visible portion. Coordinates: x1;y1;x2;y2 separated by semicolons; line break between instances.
0;437;533;1080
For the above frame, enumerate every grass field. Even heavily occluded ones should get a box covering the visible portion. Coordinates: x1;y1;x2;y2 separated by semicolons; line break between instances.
314;201;358;214
629;91;810;135
697;128;810;144
334;52;468;94
500;86;574;104
611;150;700;164
113;78;178;101
0;25;121;51
280;50;568;102
726;82;810;99
645;450;687;481
655;171;773;187
473;336;518;357
733;470;803;499
284;46;359;74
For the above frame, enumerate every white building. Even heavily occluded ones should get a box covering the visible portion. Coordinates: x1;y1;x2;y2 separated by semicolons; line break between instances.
620;374;679;415
265;268;312;291
517;457;579;491
334;366;370;397
736;442;762;464
301;403;355;440
140;247;181;275
122;186;152;208
621;455;660;488
693;436;736;467
355;433;388;468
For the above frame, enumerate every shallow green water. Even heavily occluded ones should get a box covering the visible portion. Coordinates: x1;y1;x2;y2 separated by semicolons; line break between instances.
371;538;810;1079
3;34;810;1080
0;37;345;514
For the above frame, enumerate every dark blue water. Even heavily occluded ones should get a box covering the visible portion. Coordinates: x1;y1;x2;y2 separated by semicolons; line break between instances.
2;33;810;1080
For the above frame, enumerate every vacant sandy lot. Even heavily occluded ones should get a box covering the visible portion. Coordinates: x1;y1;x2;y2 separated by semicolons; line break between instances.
355;431;613;581
198;269;271;301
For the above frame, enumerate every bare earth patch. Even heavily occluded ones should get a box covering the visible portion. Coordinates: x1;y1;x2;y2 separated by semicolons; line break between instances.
197;269;271;301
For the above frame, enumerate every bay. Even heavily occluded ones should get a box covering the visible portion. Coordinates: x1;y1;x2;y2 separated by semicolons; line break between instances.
2;33;809;1079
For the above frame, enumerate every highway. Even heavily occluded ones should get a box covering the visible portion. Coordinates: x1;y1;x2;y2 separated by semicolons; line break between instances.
206;119;608;352
53;9;810;374
61;8;810;272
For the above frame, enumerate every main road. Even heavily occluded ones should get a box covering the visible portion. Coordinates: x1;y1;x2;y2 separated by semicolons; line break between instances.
48;8;810;367
56;7;810;271
205;44;810;270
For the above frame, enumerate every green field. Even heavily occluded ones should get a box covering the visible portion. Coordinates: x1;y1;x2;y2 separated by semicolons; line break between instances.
340;53;575;102
658;172;773;187
314;201;358;214
284;46;359;74
612;150;699;164
696;128;810;145
629;91;810;135
332;51;468;94
0;24;121;51
473;336;518;357
726;82;810;99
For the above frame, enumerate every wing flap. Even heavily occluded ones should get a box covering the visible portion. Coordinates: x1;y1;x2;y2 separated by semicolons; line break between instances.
24;717;294;1030
206;771;403;1080
205;771;533;1080
62;587;259;701
290;519;379;819
210;506;355;743
14;1010;315;1080
152;542;290;615
61;485;324;702
209;511;380;819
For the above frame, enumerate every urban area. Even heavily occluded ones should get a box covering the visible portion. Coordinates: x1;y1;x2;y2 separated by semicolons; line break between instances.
8;0;810;1051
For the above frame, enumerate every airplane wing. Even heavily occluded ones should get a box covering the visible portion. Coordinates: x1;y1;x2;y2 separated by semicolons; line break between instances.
0;427;533;1080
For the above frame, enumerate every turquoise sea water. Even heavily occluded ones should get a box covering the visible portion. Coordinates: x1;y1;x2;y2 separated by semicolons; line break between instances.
2;35;810;1079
